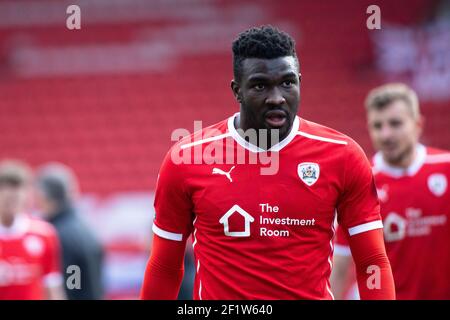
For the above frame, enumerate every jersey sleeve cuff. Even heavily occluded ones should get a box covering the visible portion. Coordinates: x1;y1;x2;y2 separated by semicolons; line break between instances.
152;223;183;241
348;220;383;236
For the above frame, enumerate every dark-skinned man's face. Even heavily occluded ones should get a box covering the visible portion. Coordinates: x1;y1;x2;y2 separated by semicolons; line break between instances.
231;56;301;141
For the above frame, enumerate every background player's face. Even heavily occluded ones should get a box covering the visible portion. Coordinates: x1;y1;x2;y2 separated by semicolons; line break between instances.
367;99;422;166
232;56;300;139
0;184;29;220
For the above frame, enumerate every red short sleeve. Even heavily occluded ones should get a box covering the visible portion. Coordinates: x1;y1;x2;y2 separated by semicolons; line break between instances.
336;141;383;237
335;225;349;245
334;225;351;256
152;146;194;242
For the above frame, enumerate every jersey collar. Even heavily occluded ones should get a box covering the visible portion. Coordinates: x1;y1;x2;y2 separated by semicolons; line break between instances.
227;112;300;153
373;143;427;178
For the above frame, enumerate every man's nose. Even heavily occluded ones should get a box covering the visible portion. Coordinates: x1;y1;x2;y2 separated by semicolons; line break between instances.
379;125;393;140
265;87;286;106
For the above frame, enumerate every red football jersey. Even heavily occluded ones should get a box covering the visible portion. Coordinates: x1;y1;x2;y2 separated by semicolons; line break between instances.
335;144;450;299
0;214;63;300
153;113;382;300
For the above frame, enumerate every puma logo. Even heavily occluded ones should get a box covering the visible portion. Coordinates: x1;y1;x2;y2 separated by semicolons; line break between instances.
212;166;235;182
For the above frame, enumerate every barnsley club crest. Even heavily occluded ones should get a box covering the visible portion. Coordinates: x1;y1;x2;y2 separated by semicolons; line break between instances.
298;162;320;186
427;173;447;197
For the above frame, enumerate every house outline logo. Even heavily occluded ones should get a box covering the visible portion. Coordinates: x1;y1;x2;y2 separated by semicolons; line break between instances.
383;212;406;242
219;204;254;237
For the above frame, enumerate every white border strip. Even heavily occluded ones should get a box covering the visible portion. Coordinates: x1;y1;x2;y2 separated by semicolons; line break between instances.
152;223;183;241
192;216;203;300
348;220;383;236
297;131;348;145
426;154;450;164
326;216;336;300
180;133;231;150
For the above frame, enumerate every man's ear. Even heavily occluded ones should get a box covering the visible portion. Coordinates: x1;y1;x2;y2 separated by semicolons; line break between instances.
231;80;241;102
298;72;302;83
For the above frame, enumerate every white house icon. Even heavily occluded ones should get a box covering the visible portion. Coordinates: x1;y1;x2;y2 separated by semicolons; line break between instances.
219;204;254;237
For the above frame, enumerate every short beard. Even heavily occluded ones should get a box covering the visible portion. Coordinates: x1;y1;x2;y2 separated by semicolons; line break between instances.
385;143;415;167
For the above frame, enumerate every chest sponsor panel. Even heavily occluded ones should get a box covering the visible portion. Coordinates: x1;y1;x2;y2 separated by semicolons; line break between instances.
190;163;339;240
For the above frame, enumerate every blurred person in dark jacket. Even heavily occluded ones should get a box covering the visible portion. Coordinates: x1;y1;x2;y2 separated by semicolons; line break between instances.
34;163;104;300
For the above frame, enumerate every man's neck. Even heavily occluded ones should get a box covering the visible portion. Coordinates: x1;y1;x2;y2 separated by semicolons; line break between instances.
234;113;290;150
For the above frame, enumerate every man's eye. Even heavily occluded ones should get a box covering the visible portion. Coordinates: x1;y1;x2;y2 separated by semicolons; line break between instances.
372;123;382;130
390;120;402;128
282;80;293;87
253;84;265;90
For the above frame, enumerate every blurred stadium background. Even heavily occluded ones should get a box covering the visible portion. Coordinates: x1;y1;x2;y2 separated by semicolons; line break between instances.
0;0;449;299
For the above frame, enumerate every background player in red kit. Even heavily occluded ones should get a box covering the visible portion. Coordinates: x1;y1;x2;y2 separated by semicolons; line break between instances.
141;26;395;300
331;83;450;299
0;160;65;300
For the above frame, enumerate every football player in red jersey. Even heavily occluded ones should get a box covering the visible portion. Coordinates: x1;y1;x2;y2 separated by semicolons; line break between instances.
141;26;395;300
331;83;450;299
0;160;65;300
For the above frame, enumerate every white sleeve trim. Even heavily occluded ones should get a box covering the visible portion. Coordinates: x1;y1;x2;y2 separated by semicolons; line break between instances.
348;220;383;236
334;244;352;257
152;223;183;241
43;272;64;288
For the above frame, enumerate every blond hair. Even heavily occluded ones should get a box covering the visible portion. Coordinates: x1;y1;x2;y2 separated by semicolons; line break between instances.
365;83;420;119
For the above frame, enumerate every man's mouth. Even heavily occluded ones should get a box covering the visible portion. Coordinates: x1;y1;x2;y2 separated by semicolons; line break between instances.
264;110;287;128
381;142;398;152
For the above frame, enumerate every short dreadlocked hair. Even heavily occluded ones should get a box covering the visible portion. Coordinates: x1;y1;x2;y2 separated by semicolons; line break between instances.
232;25;298;82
